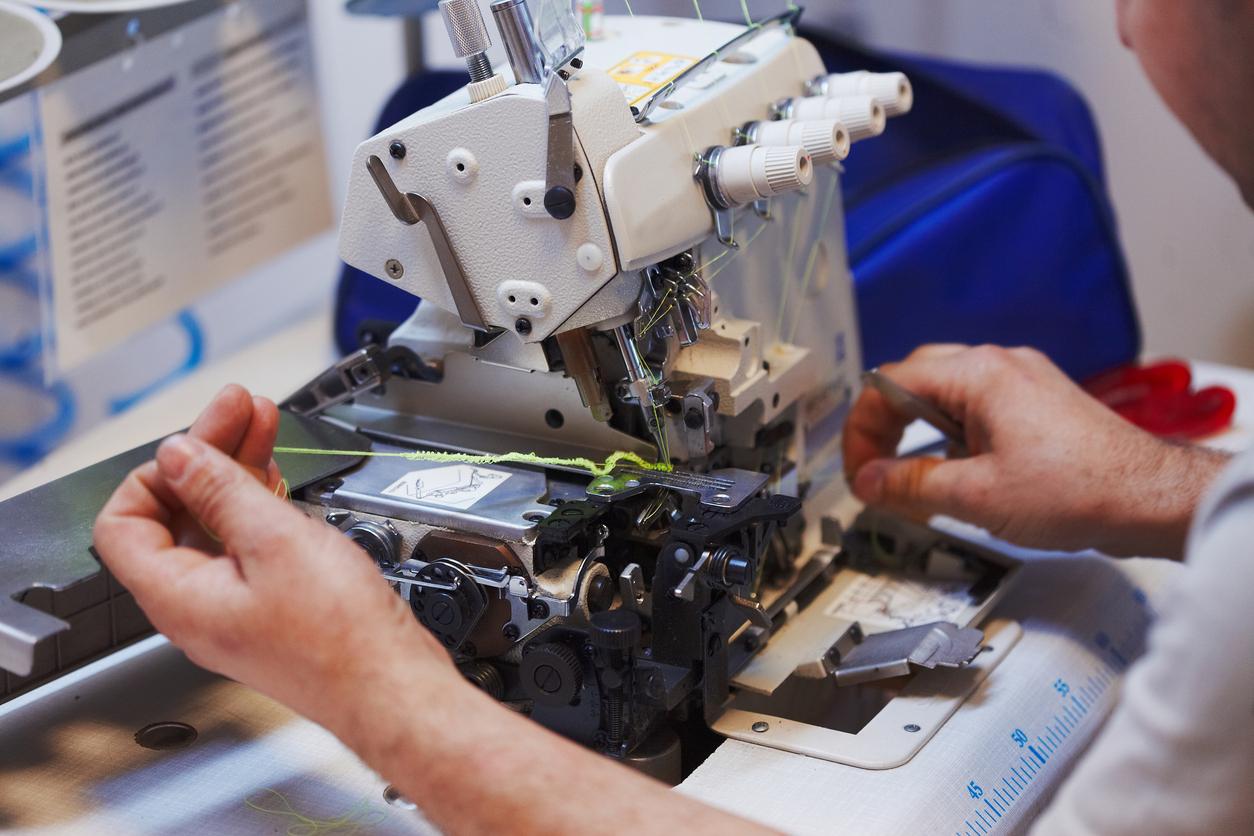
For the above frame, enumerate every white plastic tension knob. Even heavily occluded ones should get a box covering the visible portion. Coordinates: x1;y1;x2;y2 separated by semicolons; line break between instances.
785;95;886;142
749;118;850;164
713;144;813;207
812;71;913;118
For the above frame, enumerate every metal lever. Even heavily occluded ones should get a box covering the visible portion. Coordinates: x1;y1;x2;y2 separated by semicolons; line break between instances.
282;346;390;417
795;621;985;686
366;155;491;332
543;71;577;219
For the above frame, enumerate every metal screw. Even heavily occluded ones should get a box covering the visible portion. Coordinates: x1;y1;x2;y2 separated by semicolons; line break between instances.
515;317;532;335
903;723;921;733
389;140;407;160
751;721;769;733
385;259;404;279
502;624;521;641
672;546;692;566
684;408;705;429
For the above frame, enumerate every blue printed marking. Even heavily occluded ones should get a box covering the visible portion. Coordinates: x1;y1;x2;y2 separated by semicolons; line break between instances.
995;788;1010;806
1029;745;1046;765
1071;695;1087;715
1003;779;1018;798
985;799;1001;819
977;809;992;827
1021;755;1037;775
964;821;976;836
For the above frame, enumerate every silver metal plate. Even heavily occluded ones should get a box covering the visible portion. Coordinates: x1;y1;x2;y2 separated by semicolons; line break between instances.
587;467;768;511
328;445;552;541
831;621;985;686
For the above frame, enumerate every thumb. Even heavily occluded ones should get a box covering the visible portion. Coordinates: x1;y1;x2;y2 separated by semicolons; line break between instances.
851;456;973;520
156;433;312;562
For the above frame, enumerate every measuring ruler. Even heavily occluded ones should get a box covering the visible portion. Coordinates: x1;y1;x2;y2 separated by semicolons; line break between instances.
950;585;1156;835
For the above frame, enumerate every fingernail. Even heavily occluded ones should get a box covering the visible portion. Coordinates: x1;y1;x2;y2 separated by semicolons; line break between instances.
157;434;197;481
852;460;889;502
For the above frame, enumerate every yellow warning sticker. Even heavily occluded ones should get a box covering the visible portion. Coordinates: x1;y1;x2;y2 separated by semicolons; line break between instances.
607;51;698;106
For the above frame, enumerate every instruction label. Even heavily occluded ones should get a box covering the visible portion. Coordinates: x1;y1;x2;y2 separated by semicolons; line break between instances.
37;0;332;372
824;574;974;630
382;465;512;510
607;51;697;105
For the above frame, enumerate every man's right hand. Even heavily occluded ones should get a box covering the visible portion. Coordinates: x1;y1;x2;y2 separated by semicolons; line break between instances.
842;344;1230;558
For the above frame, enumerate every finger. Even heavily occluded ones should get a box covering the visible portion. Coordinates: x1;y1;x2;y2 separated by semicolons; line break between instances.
874;351;990;422
266;460;286;496
188;384;255;457
900;343;969;362
842;386;915;478
235;396;280;475
94;465;213;599
851;455;992;523
155;434;317;566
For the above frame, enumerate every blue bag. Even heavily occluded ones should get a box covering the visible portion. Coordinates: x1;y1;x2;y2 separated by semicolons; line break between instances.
335;36;1140;381
806;31;1140;379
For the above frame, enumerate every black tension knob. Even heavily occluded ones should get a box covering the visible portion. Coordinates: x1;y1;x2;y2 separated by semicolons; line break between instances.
589;608;642;651
544;186;576;219
520;642;583;706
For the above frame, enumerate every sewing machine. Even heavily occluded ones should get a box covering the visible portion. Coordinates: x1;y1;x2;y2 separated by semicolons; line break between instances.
0;2;1026;792
277;2;1024;779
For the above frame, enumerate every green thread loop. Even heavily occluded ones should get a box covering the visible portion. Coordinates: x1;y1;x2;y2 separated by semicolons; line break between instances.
273;446;672;479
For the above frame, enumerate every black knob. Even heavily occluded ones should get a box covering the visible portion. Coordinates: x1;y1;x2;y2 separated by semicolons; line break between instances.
589;608;642;651
544;186;576;219
520;642;583;706
586;574;614;613
723;553;753;586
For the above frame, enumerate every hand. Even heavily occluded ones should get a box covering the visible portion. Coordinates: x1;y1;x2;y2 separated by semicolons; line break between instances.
842;345;1230;557
93;385;460;736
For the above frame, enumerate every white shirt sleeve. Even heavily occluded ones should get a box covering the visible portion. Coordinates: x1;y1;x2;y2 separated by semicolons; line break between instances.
1030;453;1254;835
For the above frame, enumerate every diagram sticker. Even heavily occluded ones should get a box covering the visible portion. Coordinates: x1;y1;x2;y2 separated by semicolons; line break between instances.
607;51;697;105
381;465;511;510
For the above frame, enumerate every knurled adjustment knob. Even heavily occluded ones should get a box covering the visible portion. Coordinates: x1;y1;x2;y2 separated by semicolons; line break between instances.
589;608;643;651
520;642;584;706
708;144;813;208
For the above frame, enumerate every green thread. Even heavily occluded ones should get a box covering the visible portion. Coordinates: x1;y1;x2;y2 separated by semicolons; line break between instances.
739;0;753;25
691;0;704;20
244;788;387;836
623;0;633;15
273;446;672;479
786;176;840;343
774;195;807;340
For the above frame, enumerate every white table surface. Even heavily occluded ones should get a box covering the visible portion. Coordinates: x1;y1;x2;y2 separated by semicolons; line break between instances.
3;322;1253;835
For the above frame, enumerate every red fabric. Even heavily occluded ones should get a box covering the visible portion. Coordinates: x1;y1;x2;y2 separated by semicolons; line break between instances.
1084;360;1236;440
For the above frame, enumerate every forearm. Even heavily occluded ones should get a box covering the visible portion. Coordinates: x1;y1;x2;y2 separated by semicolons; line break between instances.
339;665;773;835
1095;439;1231;559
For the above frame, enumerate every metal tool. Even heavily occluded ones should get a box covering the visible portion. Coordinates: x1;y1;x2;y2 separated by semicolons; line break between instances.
863;368;969;457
